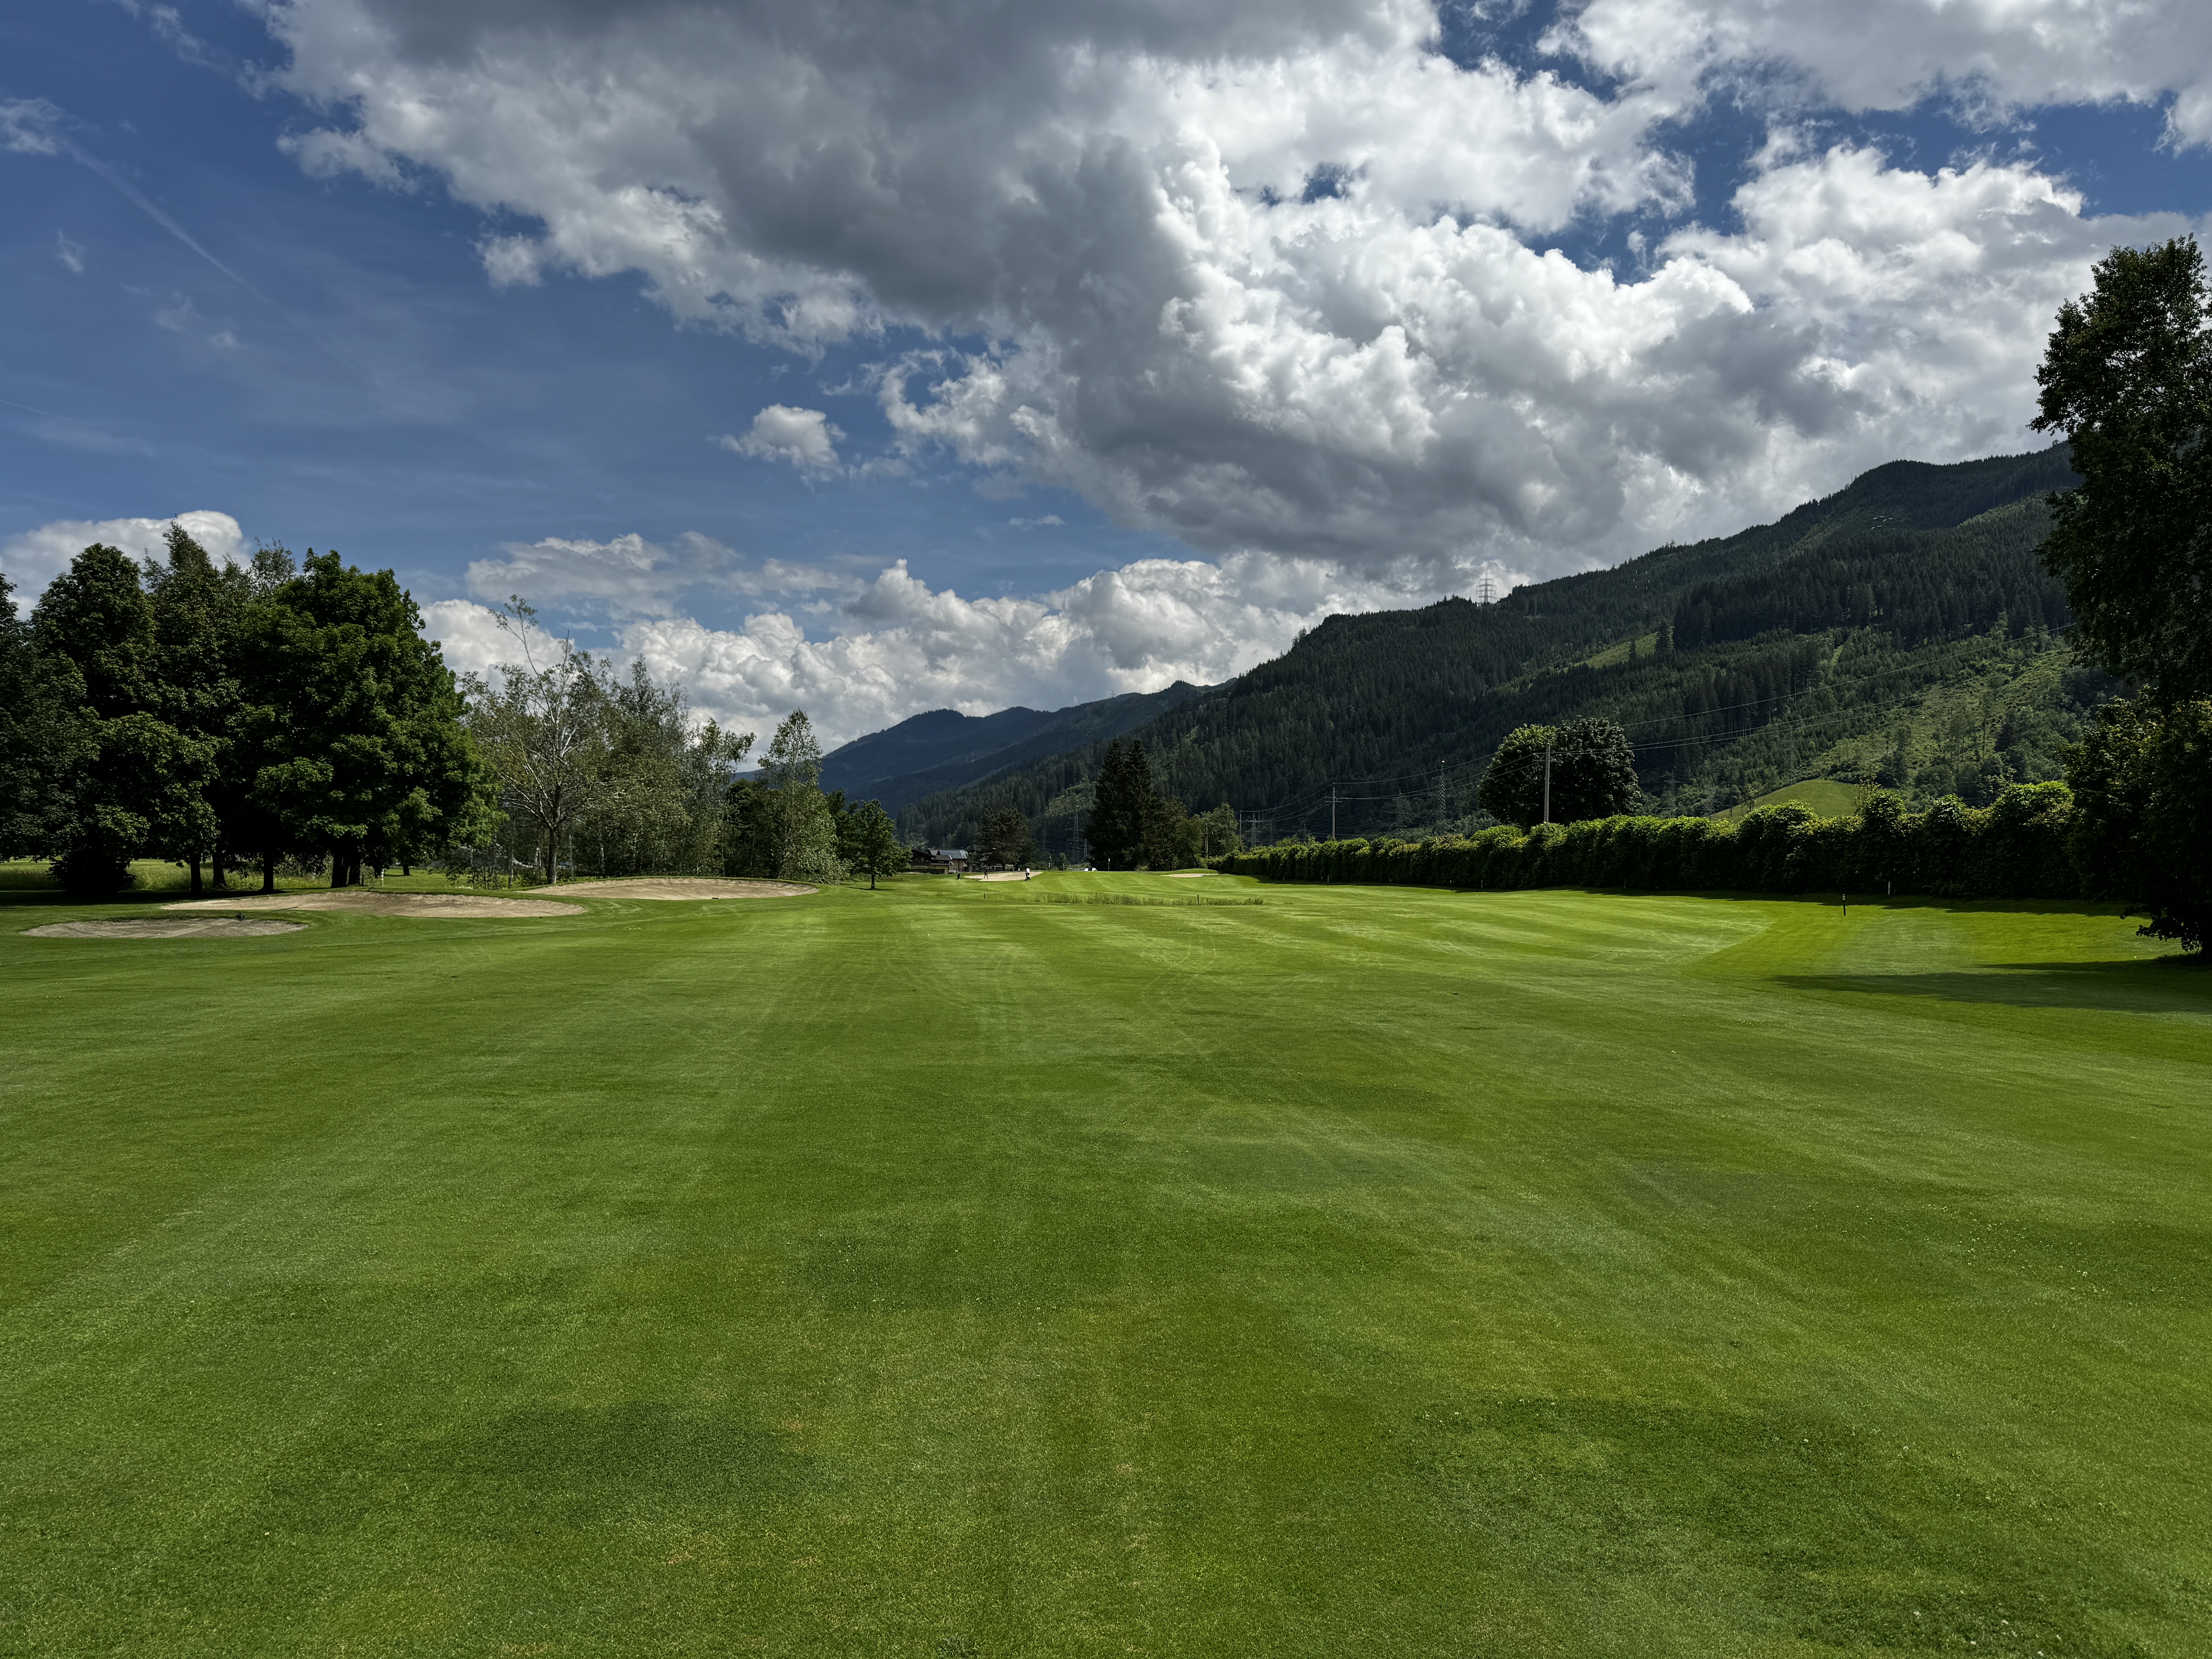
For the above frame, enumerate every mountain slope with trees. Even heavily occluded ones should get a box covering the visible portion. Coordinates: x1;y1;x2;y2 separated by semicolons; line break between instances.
820;681;1208;812
901;444;2100;855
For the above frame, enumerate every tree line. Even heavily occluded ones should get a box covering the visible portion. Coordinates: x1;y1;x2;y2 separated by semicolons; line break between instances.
0;539;907;894
1;532;484;894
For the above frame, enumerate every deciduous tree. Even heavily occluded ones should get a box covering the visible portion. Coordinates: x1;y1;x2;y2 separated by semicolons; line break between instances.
2066;698;2212;955
2032;236;2212;699
976;805;1034;869
761;709;843;882
31;544;215;892
251;552;489;885
840;798;906;889
1479;719;1640;828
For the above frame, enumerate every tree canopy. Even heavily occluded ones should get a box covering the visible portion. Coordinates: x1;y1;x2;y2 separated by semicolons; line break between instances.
2033;236;2212;701
1477;719;1640;828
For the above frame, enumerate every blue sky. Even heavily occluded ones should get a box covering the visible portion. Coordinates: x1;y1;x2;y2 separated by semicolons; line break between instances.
5;0;2209;745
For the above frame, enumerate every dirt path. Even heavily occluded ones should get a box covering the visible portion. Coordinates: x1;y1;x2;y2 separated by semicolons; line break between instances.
27;917;307;939
533;878;815;900
165;891;582;918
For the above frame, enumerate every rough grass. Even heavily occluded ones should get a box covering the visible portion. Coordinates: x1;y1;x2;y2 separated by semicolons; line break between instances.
2;872;2207;1657
1719;778;1871;821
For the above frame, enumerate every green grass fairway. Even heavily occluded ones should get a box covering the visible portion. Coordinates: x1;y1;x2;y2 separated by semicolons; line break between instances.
4;876;2208;1657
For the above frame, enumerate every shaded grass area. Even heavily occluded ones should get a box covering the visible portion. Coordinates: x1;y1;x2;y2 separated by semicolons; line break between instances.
2;875;2207;1656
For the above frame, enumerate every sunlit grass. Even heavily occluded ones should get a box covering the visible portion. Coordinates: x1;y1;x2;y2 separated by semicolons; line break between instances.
3;874;2206;1656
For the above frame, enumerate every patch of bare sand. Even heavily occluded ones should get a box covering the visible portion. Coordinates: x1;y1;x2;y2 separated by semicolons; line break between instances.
965;871;1035;882
1164;871;1216;877
28;917;306;939
165;890;582;918
532;877;815;900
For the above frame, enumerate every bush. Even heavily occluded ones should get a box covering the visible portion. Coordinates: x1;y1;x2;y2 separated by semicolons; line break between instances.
1215;783;2084;903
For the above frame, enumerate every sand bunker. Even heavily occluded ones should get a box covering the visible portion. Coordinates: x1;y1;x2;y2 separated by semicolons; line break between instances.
165;890;582;919
534;878;815;900
1164;871;1216;878
965;871;1035;882
27;917;306;939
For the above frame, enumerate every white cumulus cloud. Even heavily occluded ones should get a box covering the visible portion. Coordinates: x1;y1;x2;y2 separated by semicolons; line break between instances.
719;405;846;476
446;547;1520;750
258;0;2210;583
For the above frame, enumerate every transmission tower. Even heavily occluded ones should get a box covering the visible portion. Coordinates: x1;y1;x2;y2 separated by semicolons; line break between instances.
1475;574;1499;606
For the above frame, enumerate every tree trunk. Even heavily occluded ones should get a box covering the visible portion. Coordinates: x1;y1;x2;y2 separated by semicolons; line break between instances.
212;843;228;891
188;856;203;898
261;848;277;894
331;847;346;888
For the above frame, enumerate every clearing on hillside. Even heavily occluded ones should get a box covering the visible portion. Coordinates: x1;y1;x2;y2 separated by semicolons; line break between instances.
2;875;2205;1657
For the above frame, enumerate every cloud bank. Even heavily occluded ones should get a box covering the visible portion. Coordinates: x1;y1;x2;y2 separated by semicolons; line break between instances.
431;541;1522;748
263;0;2207;577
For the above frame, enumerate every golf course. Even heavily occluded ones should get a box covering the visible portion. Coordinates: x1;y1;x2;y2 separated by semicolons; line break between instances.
2;872;2207;1657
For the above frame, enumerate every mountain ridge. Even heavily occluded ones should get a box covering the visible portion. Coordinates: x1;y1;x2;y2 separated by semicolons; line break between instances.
893;443;2102;854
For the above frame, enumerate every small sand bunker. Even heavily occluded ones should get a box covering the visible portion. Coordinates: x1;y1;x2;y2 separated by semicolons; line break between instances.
534;877;815;900
28;917;306;939
165;890;581;919
1164;871;1216;878
965;871;1035;882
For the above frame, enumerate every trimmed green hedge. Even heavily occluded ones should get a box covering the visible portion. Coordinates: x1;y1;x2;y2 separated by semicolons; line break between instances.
1213;782;2079;899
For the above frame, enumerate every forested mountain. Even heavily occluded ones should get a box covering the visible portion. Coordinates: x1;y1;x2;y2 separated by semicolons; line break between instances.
820;680;1207;813
900;444;2114;856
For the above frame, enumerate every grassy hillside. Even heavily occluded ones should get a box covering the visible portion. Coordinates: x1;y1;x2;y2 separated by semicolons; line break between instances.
3;878;2205;1654
903;446;2106;852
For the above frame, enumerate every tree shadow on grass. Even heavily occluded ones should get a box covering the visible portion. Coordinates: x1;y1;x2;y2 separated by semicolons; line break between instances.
1776;956;2212;1013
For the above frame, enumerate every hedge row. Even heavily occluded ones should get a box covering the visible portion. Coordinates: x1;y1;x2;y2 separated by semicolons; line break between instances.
1213;781;2080;899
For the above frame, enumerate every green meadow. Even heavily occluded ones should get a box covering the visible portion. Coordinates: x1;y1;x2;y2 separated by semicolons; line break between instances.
2;873;2207;1657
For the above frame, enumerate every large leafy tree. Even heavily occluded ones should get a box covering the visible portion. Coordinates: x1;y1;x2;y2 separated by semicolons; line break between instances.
1140;797;1202;869
840;798;906;889
761;710;843;882
463;601;616;884
0;571;82;860
2031;236;2212;699
575;659;752;876
1478;718;1640;827
145;523;249;895
975;805;1034;869
2066;698;2212;955
249;551;489;885
31;544;216;892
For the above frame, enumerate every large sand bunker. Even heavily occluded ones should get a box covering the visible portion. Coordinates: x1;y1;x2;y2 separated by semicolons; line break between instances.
27;917;306;939
534;877;814;900
165;890;582;919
